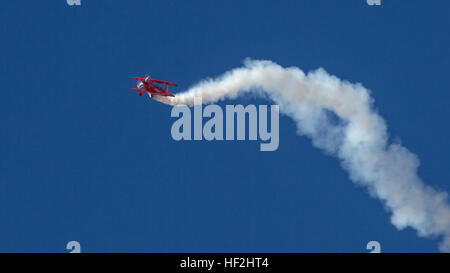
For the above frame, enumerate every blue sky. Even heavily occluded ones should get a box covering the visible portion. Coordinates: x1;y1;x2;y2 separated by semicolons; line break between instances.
0;0;449;252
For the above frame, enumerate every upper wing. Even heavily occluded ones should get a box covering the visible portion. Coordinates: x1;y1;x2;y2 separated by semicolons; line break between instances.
149;79;177;86
132;77;177;87
131;77;146;81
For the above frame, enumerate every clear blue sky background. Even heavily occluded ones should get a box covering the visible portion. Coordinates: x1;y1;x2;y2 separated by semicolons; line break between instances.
0;0;449;252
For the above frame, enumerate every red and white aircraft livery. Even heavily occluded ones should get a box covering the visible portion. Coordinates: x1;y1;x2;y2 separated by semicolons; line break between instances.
131;76;177;97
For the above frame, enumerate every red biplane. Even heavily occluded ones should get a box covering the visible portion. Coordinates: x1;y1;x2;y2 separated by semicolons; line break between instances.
131;76;177;97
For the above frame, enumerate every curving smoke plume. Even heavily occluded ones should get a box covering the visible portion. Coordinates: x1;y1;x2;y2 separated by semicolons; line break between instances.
156;59;450;252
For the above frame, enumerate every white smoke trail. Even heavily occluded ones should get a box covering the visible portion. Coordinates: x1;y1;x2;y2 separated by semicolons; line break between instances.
156;59;450;252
